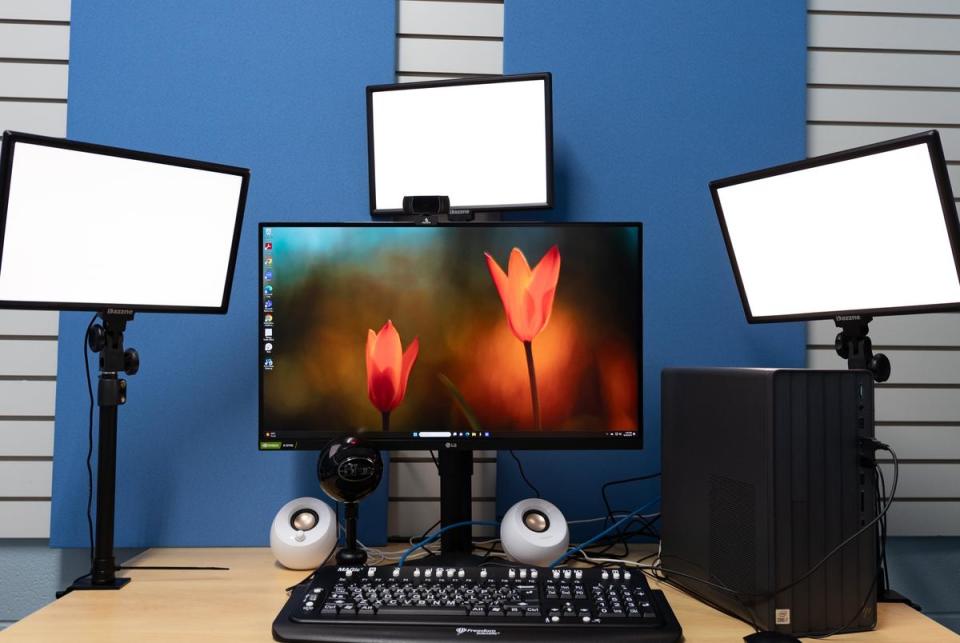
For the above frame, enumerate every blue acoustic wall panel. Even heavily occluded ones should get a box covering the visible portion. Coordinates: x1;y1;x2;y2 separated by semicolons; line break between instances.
498;1;807;538
51;0;395;547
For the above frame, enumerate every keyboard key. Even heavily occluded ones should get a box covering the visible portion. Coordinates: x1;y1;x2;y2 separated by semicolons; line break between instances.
376;605;467;617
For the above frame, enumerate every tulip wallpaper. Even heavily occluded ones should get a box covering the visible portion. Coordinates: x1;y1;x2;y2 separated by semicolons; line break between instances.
261;225;640;436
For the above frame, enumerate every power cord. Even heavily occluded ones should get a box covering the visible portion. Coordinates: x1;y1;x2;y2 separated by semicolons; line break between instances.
601;473;661;541
508;450;540;498
83;313;97;574
740;438;896;601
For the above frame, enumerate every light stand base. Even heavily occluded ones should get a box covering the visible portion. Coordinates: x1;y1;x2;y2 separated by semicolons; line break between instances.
58;576;130;598
68;577;131;591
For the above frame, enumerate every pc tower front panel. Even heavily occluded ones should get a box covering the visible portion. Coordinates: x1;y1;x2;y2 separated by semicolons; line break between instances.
661;368;877;635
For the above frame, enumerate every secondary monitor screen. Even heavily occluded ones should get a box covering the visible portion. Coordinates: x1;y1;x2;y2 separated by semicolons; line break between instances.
711;131;960;321
259;223;641;450
0;132;248;312
367;74;552;215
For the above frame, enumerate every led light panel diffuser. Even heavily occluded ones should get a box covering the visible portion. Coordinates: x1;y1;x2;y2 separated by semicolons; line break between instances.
0;131;249;313
367;73;553;215
711;131;960;322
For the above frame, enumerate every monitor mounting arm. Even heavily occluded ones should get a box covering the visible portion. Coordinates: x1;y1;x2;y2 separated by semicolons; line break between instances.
834;315;890;383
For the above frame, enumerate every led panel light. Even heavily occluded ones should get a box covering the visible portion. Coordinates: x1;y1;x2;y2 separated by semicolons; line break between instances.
711;131;960;321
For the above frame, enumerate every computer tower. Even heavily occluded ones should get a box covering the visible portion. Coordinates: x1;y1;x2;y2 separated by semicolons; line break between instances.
661;368;878;636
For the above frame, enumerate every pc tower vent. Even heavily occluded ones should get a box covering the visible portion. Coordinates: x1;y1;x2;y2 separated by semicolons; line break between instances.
709;474;757;594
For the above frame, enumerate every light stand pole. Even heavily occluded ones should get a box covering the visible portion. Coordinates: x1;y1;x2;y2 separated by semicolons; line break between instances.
67;309;139;591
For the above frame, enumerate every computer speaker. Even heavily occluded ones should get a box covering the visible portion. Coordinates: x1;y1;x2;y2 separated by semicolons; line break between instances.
500;498;569;567
270;497;337;570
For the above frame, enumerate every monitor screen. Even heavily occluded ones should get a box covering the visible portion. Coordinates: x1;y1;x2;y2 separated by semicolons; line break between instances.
367;74;553;215
259;223;641;450
711;131;960;321
0;132;248;313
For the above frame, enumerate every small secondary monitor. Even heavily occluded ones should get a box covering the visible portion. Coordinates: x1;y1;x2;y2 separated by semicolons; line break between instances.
0;131;249;313
259;223;641;451
366;73;553;216
711;130;960;322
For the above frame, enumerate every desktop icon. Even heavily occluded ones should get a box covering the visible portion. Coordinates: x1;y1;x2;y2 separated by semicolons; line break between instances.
264;242;273;250
265;328;273;338
264;342;273;352
264;313;274;325
265;257;273;266
264;285;273;295
264;358;274;369
264;300;273;310
264;270;273;281
265;228;272;237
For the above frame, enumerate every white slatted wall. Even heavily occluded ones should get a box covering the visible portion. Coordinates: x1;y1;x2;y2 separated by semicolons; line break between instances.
807;0;960;535
388;0;504;539
0;0;70;539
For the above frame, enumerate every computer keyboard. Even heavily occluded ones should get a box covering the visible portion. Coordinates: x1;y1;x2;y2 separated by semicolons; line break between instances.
273;563;682;642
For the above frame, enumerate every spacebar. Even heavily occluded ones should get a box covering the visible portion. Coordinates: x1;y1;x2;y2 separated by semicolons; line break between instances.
375;606;466;617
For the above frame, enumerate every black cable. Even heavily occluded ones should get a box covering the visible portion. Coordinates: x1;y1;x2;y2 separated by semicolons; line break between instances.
118;565;229;570
876;463;890;592
407;520;442;557
284;546;336;593
601;473;661;525
604;509;661;540
643;567;762;633
805;568;880;639
508;450;540;498
428;450;439;472
738;442;897;600
656;441;898;615
601;473;661;545
83;313;97;574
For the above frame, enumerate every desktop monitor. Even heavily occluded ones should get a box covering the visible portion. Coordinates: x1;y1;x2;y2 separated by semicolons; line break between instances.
366;73;553;217
710;130;960;322
0;131;249;313
258;222;641;452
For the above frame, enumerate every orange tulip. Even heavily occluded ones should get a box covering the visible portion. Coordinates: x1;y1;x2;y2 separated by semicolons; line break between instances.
365;320;419;424
484;245;561;430
484;245;561;342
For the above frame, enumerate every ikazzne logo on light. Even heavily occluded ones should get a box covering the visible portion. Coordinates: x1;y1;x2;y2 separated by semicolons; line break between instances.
455;627;501;637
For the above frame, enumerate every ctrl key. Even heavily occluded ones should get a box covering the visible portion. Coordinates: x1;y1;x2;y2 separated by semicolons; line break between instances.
320;603;340;616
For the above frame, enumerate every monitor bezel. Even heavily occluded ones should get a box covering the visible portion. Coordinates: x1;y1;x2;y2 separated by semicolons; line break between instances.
0;130;250;314
710;130;960;323
258;221;642;451
365;72;555;217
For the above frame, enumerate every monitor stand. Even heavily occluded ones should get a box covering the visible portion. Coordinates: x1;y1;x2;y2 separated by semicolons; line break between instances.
834;315;890;382
406;449;489;567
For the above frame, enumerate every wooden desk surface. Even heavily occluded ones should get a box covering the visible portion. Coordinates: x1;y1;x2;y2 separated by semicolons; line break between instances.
1;547;956;642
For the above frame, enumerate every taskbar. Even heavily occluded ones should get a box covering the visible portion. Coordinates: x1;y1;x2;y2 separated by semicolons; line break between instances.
260;430;638;450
